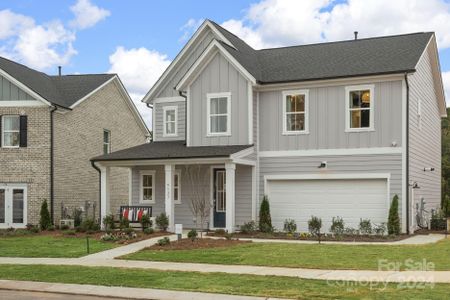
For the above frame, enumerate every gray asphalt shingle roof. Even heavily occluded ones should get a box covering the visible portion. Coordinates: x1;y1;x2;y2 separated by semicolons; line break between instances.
91;141;253;161
210;20;433;83
0;56;115;108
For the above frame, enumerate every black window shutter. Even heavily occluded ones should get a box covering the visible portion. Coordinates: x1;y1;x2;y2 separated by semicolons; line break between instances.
19;115;27;147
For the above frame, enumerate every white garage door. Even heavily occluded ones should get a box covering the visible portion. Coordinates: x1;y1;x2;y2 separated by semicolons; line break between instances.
267;178;388;232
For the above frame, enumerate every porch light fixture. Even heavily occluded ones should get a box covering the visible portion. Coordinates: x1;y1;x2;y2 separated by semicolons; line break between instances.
318;161;327;169
411;182;420;189
423;167;435;172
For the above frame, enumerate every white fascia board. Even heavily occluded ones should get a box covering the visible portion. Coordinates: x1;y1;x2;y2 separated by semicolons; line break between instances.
176;40;256;91
153;96;185;104
142;20;236;104
230;146;254;160
259;147;402;158
96;157;232;167
264;173;391;181
0;68;52;107
0;100;47;107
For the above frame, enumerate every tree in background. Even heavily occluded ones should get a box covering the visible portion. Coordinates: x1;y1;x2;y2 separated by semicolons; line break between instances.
442;108;450;213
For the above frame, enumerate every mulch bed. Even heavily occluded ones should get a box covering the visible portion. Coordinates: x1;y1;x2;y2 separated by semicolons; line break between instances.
207;232;411;242
147;238;250;251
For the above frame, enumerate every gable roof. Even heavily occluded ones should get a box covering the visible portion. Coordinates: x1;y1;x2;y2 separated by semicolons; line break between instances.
0;56;115;108
208;21;433;84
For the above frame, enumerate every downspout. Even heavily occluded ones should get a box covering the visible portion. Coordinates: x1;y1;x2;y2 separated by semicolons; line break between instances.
146;103;153;142
178;91;187;145
91;161;101;222
404;73;410;234
50;106;57;224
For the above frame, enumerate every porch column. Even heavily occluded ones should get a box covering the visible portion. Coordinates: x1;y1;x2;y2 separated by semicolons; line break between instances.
165;164;175;232
225;163;236;233
100;166;110;230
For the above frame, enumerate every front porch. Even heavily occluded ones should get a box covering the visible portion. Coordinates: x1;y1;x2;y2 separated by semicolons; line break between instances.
91;141;256;232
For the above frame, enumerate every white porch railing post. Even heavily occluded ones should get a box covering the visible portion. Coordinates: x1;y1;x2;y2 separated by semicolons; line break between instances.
100;166;110;230
165;164;175;232
225;163;236;233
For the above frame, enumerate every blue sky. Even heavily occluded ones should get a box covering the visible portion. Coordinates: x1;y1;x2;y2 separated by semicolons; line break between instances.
1;0;450;126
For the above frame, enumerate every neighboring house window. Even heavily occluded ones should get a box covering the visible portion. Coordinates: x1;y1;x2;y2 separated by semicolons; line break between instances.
207;92;231;136
345;85;374;132
174;170;181;204
1;115;20;147
103;130;111;154
140;170;156;204
282;90;309;135
163;106;177;137
417;99;422;130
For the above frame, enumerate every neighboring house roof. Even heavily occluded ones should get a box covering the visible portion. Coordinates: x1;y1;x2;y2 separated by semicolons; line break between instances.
0;56;115;108
91;141;253;161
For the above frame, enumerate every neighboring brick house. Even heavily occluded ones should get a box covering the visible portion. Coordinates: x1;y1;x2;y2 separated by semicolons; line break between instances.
0;56;149;227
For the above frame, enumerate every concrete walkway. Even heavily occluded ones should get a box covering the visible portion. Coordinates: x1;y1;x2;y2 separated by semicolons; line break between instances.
0;280;283;300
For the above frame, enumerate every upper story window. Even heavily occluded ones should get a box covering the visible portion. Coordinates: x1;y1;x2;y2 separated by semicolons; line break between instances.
163;106;177;137
207;92;231;136
282;90;309;135
345;85;374;132
2;115;20;148
174;170;181;204
140;170;155;204
103;129;111;154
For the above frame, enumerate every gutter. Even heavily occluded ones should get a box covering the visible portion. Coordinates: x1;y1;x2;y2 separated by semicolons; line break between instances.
178;91;188;144
90;161;101;222
50;106;57;224
404;73;410;234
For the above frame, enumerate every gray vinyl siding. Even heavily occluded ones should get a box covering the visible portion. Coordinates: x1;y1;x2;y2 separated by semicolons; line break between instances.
0;75;35;100
408;43;442;222
154;101;185;141
259;153;403;224
189;52;250;146
259;80;403;151
155;30;216;99
235;165;253;226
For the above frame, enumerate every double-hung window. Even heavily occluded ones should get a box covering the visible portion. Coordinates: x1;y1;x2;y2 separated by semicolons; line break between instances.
207;92;231;136
174;170;181;204
140;170;155;204
282;90;309;135
2;115;20;147
346;85;374;131
103;129;111;154
163;106;177;137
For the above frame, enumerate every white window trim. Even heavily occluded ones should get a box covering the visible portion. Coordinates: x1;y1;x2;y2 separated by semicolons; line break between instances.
103;129;111;154
163;106;178;137
206;92;231;137
345;84;375;132
282;90;309;135
174;170;181;204
139;170;156;204
1;115;20;148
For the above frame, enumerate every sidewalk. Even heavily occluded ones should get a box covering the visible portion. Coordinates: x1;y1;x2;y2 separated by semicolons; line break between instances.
0;280;283;300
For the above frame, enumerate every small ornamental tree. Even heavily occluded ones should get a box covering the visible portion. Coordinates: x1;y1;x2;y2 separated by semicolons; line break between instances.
156;212;169;231
39;199;52;230
259;195;272;232
388;194;401;235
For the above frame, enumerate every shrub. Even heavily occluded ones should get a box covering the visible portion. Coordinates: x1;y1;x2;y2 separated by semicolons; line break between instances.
359;218;372;235
119;217;130;230
224;232;234;240
374;223;387;236
388;195;401;235
215;229;226;236
283;219;297;234
100;233;118;242
60;224;70;230
122;227;135;235
259;195;273;233
140;214;152;230
240;220;257;234
73;208;83;227
430;210;447;230
157;237;170;246
26;224;39;233
330;217;345;237
344;227;359;235
308;216;322;237
80;218;100;232
39;200;52;230
103;214;115;231
156;213;169;231
143;227;154;235
188;229;198;241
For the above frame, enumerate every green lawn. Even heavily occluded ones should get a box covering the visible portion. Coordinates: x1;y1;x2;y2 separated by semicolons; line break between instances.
124;238;450;271
0;235;116;258
0;264;447;299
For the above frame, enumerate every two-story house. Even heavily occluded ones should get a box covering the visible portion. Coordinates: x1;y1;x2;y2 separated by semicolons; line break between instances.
0;57;149;228
92;20;446;234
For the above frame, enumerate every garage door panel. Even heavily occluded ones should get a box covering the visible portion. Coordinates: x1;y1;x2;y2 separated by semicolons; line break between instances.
268;178;388;232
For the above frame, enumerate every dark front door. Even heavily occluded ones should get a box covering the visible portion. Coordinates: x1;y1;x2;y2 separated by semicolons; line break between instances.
213;169;226;228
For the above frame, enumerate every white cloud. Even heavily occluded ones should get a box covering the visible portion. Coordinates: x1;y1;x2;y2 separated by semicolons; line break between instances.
70;0;110;30
108;46;171;127
0;10;34;40
179;18;204;42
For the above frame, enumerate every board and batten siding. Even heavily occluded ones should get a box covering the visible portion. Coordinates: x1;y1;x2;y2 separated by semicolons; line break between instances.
189;52;250;146
155;30;216;99
259;153;403;224
154;101;185;141
130;164;252;229
0;75;35;100
258;80;403;151
408;42;442;225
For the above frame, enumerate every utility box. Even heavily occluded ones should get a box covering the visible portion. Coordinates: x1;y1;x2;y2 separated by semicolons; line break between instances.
60;219;75;229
